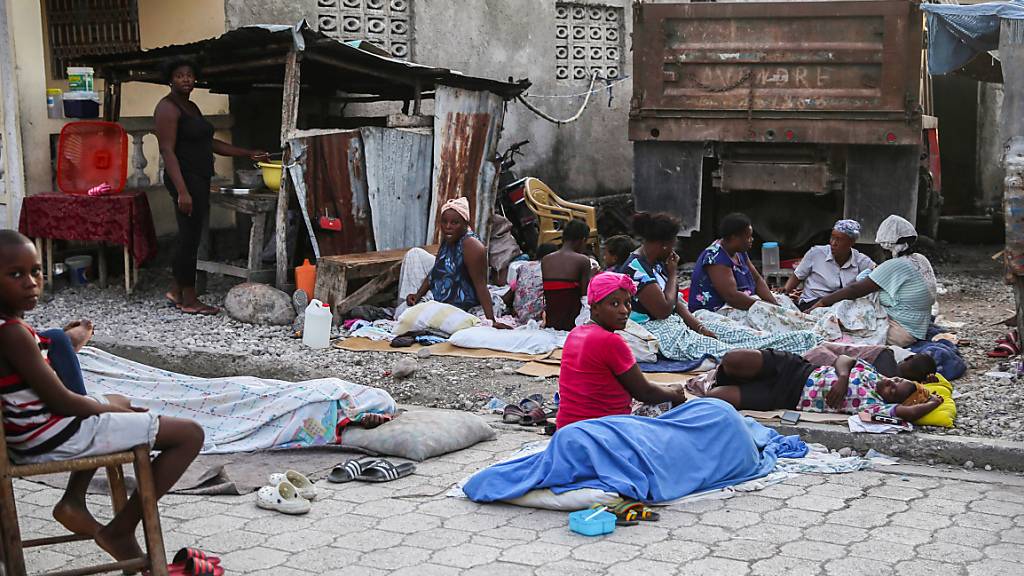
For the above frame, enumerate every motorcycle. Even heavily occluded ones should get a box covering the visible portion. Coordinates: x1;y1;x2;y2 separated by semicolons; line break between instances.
495;140;540;255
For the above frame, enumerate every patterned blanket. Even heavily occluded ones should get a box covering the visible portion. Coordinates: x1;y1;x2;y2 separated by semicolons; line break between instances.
77;347;396;454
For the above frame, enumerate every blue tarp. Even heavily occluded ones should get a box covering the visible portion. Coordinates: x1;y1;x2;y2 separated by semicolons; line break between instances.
463;398;807;504
922;2;1024;75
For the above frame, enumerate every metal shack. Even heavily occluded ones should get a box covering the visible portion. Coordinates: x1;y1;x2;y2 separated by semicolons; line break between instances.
88;21;530;288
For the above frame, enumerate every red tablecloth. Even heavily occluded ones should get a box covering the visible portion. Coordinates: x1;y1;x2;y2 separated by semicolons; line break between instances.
18;191;158;264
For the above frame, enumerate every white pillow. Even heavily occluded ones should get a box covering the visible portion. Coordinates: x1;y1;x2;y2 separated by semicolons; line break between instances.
394;301;479;337
449;326;566;355
504;488;621;511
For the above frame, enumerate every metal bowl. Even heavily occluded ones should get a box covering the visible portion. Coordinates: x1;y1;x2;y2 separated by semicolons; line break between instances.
236;169;264;188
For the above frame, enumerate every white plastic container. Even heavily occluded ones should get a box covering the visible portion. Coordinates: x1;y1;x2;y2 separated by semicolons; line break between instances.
302;299;332;349
761;242;780;275
67;67;94;92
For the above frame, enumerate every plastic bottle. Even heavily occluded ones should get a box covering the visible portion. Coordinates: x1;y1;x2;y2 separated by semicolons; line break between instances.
47;89;63;119
761;241;780;275
302;299;332;349
295;259;317;300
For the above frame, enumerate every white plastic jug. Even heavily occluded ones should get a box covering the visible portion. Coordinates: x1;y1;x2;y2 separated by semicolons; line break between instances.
302;299;332;349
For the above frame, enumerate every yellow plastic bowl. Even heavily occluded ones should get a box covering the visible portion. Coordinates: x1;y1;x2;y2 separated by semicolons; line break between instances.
257;161;283;191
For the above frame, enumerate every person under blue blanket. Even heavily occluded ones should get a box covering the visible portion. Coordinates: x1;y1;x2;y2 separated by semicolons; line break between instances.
462;397;807;504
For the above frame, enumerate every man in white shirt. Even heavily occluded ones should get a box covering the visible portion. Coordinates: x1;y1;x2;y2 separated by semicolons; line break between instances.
784;219;876;311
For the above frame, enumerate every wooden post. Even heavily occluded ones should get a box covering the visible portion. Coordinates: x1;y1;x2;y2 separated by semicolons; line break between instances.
276;49;302;287
0;0;27;229
1003;20;1024;344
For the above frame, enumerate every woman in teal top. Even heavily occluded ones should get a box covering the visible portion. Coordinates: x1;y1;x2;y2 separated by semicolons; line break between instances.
810;215;936;346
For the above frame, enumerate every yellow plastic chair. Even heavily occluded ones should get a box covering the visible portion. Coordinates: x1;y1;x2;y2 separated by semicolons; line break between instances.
523;178;598;251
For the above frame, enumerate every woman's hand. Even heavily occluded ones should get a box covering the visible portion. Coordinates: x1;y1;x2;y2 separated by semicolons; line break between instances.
665;251;680;272
698;325;717;339
493;321;513;330
405;293;420;307
177;192;193;216
249;150;271;161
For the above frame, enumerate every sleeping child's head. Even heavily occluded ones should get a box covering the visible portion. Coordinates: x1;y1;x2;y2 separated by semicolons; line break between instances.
0;230;42;318
603;235;636;270
587;271;638;332
876;376;918;404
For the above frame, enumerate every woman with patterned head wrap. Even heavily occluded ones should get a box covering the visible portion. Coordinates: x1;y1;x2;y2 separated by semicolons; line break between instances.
783;219;876;311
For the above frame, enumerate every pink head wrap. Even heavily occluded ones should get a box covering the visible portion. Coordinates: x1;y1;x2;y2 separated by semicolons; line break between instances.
587;271;637;306
441;197;472;224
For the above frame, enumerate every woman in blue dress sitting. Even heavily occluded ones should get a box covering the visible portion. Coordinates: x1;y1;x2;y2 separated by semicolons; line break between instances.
689;213;779;313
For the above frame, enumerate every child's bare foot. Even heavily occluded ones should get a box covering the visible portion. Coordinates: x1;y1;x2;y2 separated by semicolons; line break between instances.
95;525;144;563
53;498;102;537
63;320;94;352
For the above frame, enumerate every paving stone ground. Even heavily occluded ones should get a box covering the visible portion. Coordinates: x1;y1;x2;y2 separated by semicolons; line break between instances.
11;427;1024;575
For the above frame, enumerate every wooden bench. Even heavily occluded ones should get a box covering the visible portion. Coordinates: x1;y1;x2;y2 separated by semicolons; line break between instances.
314;245;438;320
196;192;278;284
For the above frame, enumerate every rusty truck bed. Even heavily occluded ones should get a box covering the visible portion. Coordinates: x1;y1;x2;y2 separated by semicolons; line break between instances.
629;0;923;145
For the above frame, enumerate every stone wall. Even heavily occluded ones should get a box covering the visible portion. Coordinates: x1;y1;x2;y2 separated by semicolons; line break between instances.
224;0;635;201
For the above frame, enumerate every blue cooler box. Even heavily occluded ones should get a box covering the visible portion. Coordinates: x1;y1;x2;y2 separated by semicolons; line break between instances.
63;91;100;118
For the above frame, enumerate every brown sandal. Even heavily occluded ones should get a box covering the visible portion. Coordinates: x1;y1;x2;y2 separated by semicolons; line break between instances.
179;303;220;316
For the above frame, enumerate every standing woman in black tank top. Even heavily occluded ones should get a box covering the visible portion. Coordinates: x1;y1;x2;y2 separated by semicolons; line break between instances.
154;60;266;315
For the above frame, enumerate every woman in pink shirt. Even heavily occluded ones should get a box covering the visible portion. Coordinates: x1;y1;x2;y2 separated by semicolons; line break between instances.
556;272;688;429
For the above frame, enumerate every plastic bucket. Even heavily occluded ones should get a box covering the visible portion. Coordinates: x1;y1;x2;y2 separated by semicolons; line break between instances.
64;255;93;286
257;161;283;191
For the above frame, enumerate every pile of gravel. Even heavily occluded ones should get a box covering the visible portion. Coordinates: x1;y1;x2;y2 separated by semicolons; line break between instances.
25;244;1024;442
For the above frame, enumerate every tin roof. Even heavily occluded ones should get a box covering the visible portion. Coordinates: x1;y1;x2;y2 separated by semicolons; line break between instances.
84;21;530;99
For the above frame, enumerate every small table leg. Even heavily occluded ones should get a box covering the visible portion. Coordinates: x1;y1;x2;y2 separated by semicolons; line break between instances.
98;246;109;289
247;212;267;280
45;239;54;289
34;239;44;291
123;246;132;295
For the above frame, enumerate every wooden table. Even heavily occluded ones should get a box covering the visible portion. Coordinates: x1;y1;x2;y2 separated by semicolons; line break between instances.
196;192;278;284
314;245;438;319
18;191;158;294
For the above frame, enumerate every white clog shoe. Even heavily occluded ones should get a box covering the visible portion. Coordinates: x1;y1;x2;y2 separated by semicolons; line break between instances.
268;470;317;501
256;481;311;515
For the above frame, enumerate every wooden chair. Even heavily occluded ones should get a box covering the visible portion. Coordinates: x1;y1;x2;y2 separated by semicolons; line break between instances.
522;178;599;252
0;424;168;576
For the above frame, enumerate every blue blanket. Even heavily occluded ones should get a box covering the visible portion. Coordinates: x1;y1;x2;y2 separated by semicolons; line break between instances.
463;398;806;504
909;339;966;381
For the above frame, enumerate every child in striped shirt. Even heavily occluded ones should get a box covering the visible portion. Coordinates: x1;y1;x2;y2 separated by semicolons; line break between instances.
0;230;203;564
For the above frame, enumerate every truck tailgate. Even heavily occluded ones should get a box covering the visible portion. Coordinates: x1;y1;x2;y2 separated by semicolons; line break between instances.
630;0;923;144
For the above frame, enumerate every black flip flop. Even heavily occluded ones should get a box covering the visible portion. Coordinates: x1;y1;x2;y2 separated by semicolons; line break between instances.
328;458;377;483
355;459;415;483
